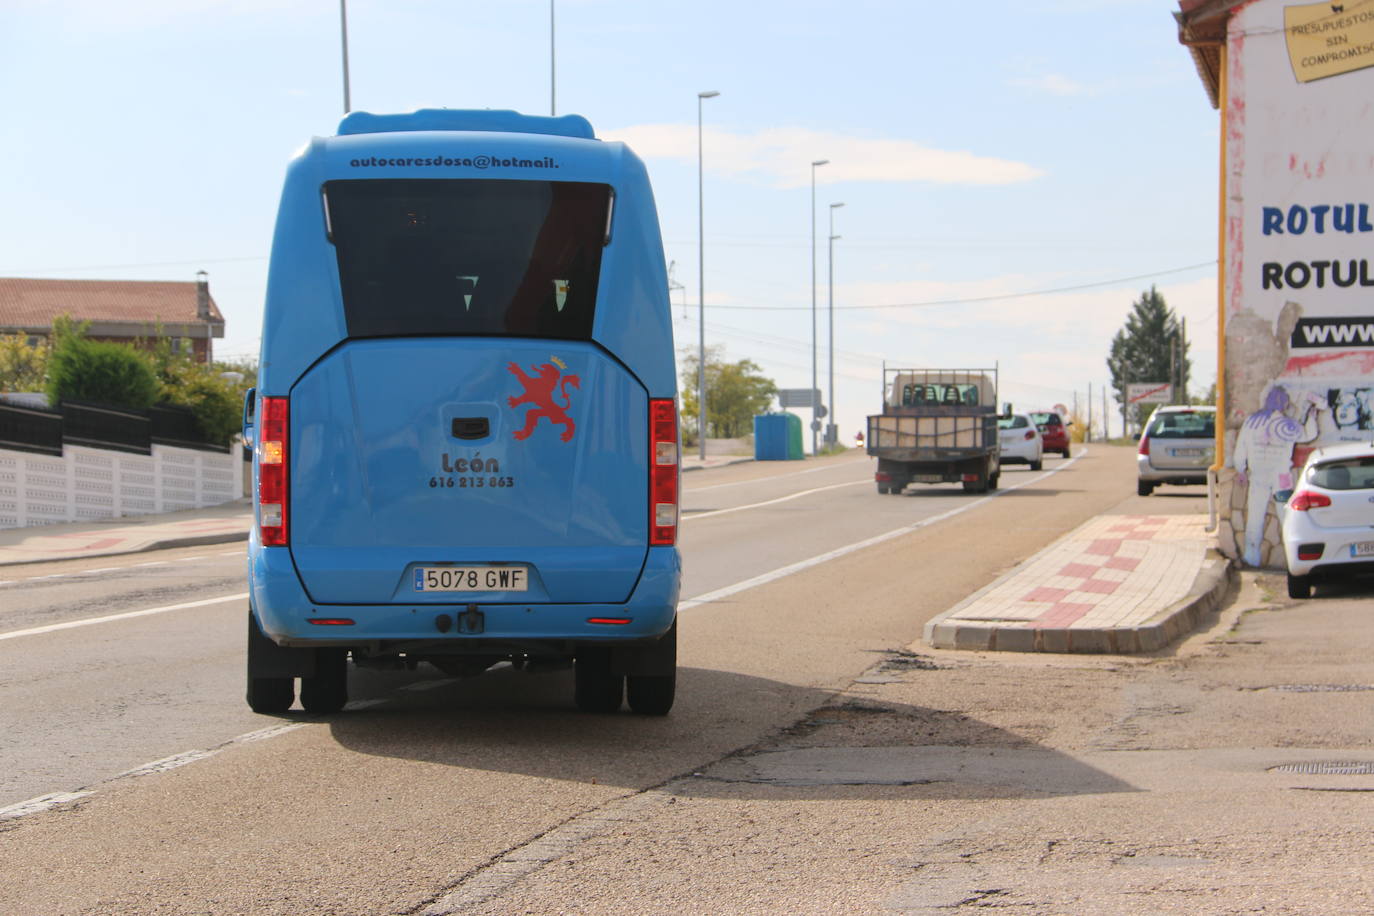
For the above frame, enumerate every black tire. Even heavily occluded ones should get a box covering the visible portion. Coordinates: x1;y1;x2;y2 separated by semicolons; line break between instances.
1062;447;1071;458
1030;458;1043;471
1287;573;1312;600
246;611;294;714
876;484;890;494
247;675;294;714
300;648;349;714
574;648;624;713
1137;480;1154;497
989;472;1000;491
627;672;676;715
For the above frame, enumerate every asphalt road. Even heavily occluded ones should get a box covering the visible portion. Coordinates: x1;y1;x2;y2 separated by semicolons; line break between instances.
4;446;1370;914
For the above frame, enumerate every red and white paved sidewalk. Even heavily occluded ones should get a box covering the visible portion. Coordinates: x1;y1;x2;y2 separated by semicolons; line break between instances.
923;515;1234;654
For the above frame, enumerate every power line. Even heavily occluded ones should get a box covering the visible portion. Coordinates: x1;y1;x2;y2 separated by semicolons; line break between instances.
699;260;1217;311
0;256;267;275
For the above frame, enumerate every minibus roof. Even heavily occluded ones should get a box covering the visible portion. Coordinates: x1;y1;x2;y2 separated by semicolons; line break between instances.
337;109;596;140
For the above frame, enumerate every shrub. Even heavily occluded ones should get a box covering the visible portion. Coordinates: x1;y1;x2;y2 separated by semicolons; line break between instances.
158;360;242;446
46;334;159;409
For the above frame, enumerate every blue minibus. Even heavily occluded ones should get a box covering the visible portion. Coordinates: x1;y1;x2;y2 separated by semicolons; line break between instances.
243;109;681;715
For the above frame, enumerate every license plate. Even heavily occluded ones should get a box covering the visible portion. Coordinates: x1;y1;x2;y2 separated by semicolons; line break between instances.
1351;542;1374;558
414;566;528;592
1170;448;1205;457
914;474;944;483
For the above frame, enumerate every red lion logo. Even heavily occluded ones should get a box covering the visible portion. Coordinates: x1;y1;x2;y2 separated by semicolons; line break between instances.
507;361;581;442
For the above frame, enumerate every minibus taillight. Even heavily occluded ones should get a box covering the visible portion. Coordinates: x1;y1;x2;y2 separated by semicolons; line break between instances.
258;396;289;546
649;399;679;545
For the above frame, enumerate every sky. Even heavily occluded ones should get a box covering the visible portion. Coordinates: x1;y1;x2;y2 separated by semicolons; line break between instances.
0;0;1221;446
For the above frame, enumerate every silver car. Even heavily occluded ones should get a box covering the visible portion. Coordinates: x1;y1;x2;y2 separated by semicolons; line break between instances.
1136;406;1215;496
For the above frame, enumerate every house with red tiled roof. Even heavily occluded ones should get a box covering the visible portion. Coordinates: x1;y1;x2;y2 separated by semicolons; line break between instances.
0;273;225;363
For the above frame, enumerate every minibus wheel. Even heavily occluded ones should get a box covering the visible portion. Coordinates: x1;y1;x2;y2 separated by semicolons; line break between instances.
627;672;675;715
574;647;624;713
299;649;349;714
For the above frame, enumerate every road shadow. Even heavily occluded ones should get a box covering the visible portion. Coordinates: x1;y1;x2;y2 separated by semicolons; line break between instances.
324;664;1136;801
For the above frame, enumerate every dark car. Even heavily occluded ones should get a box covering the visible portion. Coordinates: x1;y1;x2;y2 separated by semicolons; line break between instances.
1030;411;1070;458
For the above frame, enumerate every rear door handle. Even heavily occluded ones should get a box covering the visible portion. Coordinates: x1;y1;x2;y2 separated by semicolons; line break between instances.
452;417;490;440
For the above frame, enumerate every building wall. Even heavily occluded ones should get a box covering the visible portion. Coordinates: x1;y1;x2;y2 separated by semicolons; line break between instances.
1219;0;1374;566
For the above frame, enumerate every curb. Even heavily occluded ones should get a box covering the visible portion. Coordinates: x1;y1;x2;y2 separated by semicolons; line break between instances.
0;530;250;569
682;456;756;472
925;550;1238;655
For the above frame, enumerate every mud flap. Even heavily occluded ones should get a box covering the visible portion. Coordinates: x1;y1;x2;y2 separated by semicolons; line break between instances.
610;619;677;677
247;609;317;678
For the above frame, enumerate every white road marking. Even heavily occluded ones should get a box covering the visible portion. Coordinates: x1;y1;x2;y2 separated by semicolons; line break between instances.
0;724;304;822
0;593;249;641
682;479;868;521
678;449;1086;612
686;456;869;492
0;449;1088;827
0;550;241;587
0;791;95;822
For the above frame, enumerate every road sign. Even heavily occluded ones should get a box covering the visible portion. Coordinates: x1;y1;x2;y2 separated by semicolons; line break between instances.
810;419;822;432
778;388;822;409
1127;383;1172;405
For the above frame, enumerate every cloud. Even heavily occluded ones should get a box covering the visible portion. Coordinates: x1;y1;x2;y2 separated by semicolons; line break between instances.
602;124;1044;188
1008;73;1095;96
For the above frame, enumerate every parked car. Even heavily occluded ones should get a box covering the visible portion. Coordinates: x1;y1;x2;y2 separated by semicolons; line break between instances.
1030;411;1071;458
1276;442;1374;599
1136;405;1215;496
997;412;1043;470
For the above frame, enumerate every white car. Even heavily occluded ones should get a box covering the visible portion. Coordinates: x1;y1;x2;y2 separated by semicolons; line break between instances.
997;413;1043;470
1278;442;1374;599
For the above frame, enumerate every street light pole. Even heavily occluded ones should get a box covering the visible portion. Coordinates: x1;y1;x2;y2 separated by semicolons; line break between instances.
827;202;844;447
340;0;352;113
809;158;829;456
697;90;720;461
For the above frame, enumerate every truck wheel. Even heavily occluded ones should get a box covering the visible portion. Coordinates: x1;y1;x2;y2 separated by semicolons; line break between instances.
246;611;294;714
300;649;349;714
1137;480;1154;497
989;472;1000;491
1286;573;1312;600
627;671;675;715
876;483;890;494
1062;446;1071;458
574;648;624;713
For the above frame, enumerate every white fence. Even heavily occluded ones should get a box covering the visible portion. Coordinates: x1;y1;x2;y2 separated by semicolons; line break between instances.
0;442;243;529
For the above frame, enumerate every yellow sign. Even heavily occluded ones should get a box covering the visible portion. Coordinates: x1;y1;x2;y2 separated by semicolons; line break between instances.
1285;1;1374;82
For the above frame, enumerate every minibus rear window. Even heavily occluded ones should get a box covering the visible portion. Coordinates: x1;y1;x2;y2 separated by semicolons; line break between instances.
324;179;610;339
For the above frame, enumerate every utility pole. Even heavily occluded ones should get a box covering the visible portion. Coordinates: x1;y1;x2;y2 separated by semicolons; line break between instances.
1087;382;1093;443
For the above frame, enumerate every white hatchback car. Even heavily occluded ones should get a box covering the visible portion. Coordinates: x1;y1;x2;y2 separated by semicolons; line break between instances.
997;413;1043;470
1277;442;1374;599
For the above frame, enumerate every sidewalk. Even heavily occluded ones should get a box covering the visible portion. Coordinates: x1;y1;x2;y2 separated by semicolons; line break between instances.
0;454;758;567
923;514;1236;654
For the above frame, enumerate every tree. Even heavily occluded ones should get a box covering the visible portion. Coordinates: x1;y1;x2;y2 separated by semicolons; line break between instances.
0;333;48;393
1106;286;1190;435
679;345;778;442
